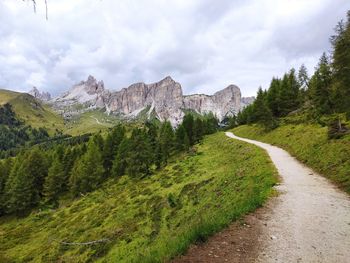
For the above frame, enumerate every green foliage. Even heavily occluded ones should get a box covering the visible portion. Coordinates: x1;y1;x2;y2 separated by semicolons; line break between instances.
69;136;105;196
43;154;65;205
158;121;175;166
308;53;333;115
125;128;153;177
102;125;125;174
175;124;190;151
4;149;48;215
112;137;131;177
331;12;350;117
0;103;50;153
182;114;194;145
0;132;277;262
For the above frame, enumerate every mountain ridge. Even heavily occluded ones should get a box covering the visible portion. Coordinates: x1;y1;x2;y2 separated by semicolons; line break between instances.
29;76;253;126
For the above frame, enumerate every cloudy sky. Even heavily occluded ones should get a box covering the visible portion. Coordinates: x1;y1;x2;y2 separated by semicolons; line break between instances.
0;0;349;96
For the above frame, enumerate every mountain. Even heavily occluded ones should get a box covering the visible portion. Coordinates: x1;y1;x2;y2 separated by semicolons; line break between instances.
241;96;255;108
51;76;242;126
28;86;51;101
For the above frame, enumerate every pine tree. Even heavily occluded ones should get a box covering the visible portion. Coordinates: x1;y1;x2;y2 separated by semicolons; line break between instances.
4;153;41;214
254;87;276;130
279;70;301;116
298;64;309;90
182;114;194;145
43;154;65;205
159;121;175;165
266;78;282;117
23;148;48;197
309;53;333;115
331;13;350;117
0;159;12;215
102;125;125;175
112;137;131;177
126;128;153;177
193;118;204;143
175;124;190;151
69;136;105;197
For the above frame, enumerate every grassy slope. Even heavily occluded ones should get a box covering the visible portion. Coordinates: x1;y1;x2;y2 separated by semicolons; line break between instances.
0;89;65;134
0;132;277;263
64;110;120;136
233;124;350;194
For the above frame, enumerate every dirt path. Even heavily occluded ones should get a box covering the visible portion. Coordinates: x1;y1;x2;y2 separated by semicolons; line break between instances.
90;116;102;125
173;132;350;263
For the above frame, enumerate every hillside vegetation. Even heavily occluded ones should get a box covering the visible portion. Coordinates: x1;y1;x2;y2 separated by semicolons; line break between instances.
0;132;277;262
0;89;64;134
233;124;350;194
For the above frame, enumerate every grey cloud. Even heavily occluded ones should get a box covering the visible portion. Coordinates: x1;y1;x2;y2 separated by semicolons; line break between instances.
0;0;349;97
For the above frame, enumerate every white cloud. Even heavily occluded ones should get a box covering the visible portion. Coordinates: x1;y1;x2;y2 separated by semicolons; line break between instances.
0;0;349;96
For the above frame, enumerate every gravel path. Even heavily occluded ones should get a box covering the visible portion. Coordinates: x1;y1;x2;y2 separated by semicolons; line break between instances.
173;132;350;263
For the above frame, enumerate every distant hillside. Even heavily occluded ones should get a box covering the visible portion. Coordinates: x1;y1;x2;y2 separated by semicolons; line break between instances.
0;89;64;134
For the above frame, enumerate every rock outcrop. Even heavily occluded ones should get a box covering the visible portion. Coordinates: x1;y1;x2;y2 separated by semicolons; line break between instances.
240;96;255;109
184;85;241;121
29;87;51;101
51;75;243;126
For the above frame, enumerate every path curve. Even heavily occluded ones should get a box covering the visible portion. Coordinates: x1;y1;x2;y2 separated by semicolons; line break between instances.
173;132;350;263
90;116;102;125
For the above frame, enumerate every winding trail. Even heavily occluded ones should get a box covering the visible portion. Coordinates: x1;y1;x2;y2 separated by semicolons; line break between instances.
90;116;102;125
173;132;350;263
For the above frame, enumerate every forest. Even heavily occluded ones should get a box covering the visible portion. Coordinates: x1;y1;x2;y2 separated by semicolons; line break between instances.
0;113;219;216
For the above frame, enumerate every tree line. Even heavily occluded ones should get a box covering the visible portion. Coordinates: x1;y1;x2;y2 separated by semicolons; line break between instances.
237;11;350;136
0;113;219;216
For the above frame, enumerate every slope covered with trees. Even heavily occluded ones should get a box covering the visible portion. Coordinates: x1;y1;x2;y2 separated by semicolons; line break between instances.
0;113;219;216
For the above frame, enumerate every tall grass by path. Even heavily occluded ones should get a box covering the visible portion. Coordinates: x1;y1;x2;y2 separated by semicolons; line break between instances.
233;124;350;194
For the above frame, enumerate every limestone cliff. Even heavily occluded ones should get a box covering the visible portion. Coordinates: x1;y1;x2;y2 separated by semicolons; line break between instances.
50;76;243;126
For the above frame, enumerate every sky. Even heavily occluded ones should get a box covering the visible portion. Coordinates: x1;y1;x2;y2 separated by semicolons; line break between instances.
0;0;349;97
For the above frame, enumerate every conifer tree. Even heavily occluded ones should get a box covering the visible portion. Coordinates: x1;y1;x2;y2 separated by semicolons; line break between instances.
331;12;350;117
112;137;131;177
159;121;175;164
0;159;12;215
266;78;282;117
254;88;276;130
4;153;40;214
193;118;204;143
126;128;153;177
103;125;125;174
309;53;333;115
69;136;105;196
182;114;194;144
43;154;65;205
175;124;190;151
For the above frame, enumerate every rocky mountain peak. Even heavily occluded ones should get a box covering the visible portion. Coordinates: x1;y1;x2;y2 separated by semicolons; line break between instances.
51;76;246;126
28;86;51;101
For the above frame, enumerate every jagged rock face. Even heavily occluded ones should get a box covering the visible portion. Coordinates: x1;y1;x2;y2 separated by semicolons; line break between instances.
29;87;51;101
184;85;241;120
107;77;184;126
51;75;242;126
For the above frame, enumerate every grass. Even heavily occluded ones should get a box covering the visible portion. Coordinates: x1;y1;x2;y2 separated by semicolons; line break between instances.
0;132;277;262
233;124;350;194
63;110;121;136
0;89;65;135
